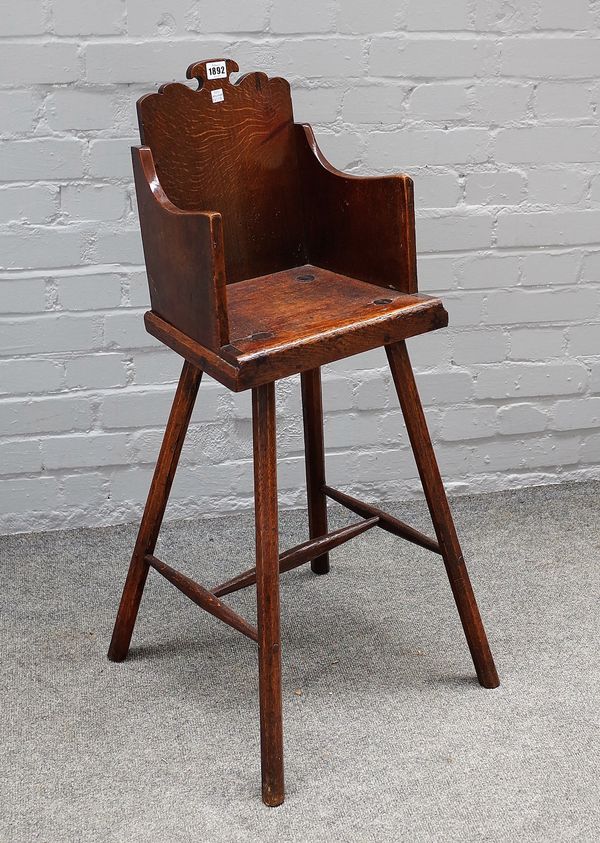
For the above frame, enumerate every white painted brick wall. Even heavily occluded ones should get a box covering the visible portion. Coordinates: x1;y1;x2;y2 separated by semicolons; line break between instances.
1;0;600;534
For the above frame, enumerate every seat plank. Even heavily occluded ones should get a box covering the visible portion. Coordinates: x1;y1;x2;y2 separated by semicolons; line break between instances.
225;264;432;356
145;265;447;390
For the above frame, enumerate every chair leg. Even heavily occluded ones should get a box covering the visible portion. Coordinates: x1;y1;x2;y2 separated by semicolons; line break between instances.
107;361;202;662
252;382;285;807
301;368;329;575
386;342;499;689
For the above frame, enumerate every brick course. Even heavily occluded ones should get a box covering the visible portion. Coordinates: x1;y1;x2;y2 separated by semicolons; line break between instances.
1;0;599;533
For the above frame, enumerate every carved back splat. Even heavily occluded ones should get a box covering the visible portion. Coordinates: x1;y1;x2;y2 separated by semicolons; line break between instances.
137;58;306;285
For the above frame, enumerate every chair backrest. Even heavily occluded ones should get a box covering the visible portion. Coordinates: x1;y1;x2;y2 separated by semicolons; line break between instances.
137;58;306;285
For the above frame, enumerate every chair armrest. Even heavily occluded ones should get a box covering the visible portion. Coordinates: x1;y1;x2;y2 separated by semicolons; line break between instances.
295;124;417;294
132;146;229;350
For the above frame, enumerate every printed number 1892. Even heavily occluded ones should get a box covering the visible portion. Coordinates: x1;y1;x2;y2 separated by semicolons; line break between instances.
206;61;227;80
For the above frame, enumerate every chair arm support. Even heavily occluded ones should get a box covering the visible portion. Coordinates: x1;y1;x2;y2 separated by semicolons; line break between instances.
295;124;417;294
132;146;229;349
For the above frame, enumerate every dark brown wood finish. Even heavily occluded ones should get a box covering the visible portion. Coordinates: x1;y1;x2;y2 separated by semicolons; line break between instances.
211;517;379;598
296;124;417;294
132;147;228;350
324;485;441;555
132;59;446;389
144;273;447;392
252;382;284;807
146;555;258;642
108;361;201;661
386;341;499;689
138;59;305;285
108;56;500;808
301;368;329;574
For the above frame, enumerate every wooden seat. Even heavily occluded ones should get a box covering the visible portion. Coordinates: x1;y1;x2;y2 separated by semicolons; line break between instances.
227;264;444;358
107;57;499;808
148;262;447;390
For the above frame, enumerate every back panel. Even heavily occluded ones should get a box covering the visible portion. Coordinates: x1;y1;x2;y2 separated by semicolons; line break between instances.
137;59;306;284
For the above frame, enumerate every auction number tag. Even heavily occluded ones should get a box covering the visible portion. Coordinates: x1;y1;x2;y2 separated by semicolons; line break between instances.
206;61;227;79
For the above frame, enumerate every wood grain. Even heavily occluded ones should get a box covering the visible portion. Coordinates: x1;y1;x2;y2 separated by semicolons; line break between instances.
114;57;501;808
146;554;258;642
296;124;417;294
252;382;284;806
108;361;202;661
211;517;379;598
132;146;228;350
144;269;447;391
324;485;441;555
301;367;330;574
386;341;499;689
138;67;305;285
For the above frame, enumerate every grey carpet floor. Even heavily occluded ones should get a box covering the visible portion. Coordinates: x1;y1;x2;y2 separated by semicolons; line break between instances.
2;481;599;842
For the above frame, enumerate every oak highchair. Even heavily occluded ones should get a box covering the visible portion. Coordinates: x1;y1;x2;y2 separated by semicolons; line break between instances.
108;58;499;807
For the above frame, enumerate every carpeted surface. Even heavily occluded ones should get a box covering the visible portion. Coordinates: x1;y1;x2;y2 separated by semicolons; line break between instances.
2;481;599;842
